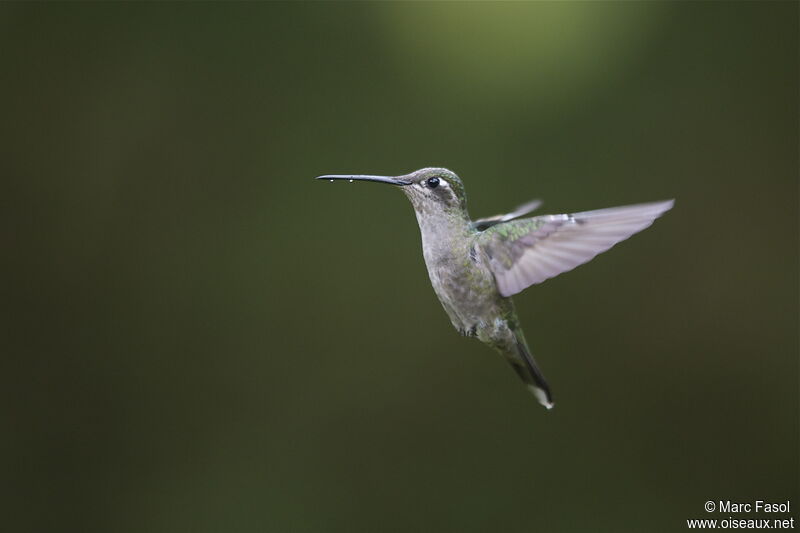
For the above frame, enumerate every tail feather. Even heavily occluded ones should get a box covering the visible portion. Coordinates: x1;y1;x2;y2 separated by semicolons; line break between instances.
507;331;554;409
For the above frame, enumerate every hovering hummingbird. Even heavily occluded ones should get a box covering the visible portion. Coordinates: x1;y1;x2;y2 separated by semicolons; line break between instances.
316;168;673;409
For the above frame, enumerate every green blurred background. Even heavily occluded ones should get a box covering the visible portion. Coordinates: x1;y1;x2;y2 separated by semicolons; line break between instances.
3;2;797;532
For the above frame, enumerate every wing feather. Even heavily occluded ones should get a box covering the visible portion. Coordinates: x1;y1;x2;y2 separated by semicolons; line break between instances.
479;200;674;297
471;199;543;231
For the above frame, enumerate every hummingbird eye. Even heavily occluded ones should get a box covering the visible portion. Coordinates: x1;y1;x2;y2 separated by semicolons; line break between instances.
426;177;440;188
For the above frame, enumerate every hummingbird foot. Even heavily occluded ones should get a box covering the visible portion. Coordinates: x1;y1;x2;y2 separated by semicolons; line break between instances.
457;325;479;337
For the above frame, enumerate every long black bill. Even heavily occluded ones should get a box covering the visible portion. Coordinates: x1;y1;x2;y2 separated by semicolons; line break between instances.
315;174;412;186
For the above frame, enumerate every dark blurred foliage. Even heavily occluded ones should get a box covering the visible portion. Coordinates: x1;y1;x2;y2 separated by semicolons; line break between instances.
2;3;797;532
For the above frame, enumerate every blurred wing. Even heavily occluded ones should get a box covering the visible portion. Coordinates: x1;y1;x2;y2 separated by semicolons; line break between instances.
479;200;674;297
471;199;543;231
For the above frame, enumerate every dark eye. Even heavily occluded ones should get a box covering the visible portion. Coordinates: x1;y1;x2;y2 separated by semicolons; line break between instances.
426;177;440;188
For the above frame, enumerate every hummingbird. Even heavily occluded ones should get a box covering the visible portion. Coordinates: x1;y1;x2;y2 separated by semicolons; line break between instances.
316;168;673;409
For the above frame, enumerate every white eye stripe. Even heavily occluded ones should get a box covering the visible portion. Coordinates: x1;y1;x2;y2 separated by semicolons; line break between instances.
417;176;451;190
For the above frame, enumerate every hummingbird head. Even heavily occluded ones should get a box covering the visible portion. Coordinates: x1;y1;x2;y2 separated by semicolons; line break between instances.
316;167;468;215
400;167;467;215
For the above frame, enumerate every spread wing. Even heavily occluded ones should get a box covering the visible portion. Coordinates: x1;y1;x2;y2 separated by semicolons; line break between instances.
471;199;543;231
478;200;674;297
